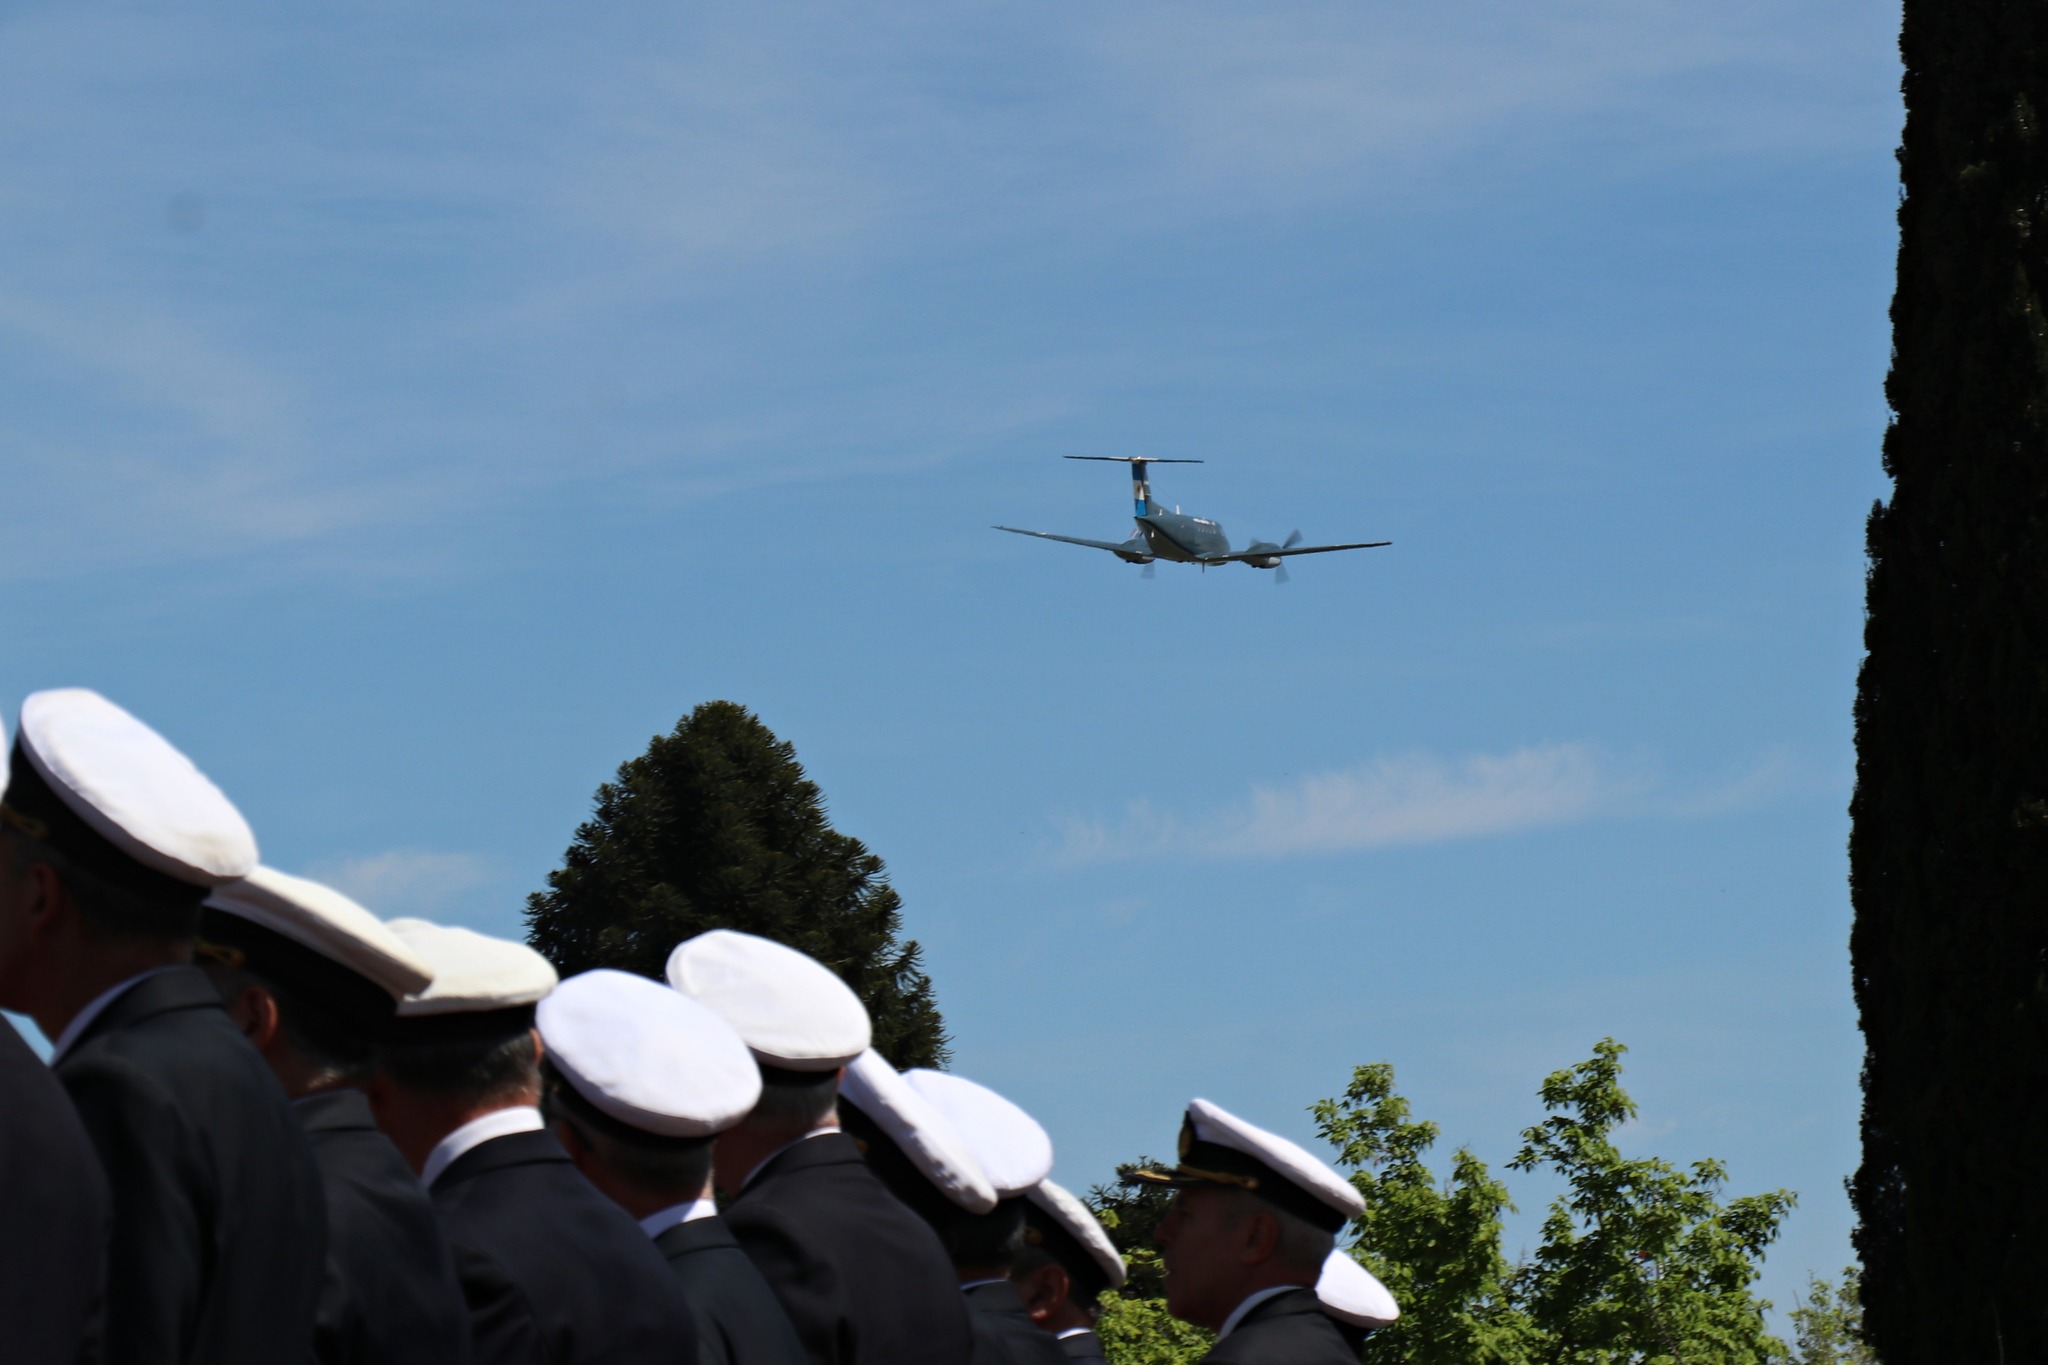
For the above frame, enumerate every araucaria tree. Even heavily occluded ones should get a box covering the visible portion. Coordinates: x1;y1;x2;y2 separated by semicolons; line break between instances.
525;700;948;1066
1851;1;2048;1358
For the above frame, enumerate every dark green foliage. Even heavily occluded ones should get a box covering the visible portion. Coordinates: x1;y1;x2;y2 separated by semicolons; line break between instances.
524;700;948;1067
1852;1;2048;1357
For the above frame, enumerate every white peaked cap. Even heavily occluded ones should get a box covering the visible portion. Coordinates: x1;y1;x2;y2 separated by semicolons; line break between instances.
1027;1180;1128;1290
902;1068;1053;1199
840;1050;997;1214
13;688;256;885
1317;1250;1399;1328
664;930;870;1071
205;866;433;999
1186;1098;1364;1221
387;919;558;1016
537;970;762;1138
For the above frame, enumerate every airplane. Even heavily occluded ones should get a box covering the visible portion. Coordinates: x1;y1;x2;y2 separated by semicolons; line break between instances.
994;457;1391;582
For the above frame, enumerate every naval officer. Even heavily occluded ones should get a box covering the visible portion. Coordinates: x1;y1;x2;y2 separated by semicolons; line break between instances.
899;1068;1068;1365
1127;1099;1367;1364
537;968;805;1365
197;866;471;1365
0;688;325;1365
1010;1181;1127;1364
369;920;699;1365
667;929;973;1365
0;1000;110;1365
1314;1250;1399;1357
0;712;110;1365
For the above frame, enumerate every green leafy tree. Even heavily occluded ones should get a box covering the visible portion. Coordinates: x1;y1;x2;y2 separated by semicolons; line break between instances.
1300;1043;1794;1365
1086;1162;1211;1365
1094;1292;1212;1365
1851;2;2048;1360
1788;1269;1874;1365
1313;1065;1539;1365
524;700;947;1066
1088;1158;1178;1300
1507;1040;1794;1365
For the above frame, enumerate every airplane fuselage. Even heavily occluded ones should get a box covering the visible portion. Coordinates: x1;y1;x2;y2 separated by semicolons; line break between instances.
992;455;1387;574
1136;511;1231;562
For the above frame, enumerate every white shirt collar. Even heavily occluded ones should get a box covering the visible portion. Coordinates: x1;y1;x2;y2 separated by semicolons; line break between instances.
50;966;181;1063
742;1125;838;1191
1056;1327;1093;1340
639;1198;719;1239
422;1106;545;1189
959;1277;1008;1292
1218;1285;1303;1339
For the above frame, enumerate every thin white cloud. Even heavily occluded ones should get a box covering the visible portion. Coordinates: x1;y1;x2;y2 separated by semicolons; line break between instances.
301;849;495;920
1053;743;1796;865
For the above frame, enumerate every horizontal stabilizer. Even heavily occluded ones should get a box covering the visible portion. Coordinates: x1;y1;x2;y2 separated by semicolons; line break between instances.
1062;456;1204;464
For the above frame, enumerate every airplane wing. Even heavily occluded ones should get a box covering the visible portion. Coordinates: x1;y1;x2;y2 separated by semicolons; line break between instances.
1204;540;1392;563
993;526;1139;554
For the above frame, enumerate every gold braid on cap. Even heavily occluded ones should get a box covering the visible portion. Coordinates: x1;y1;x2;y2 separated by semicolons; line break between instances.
0;803;49;841
192;939;247;970
1173;1165;1261;1191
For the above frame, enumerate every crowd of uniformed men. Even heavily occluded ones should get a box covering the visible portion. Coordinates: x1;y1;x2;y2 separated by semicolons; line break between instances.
0;688;1401;1365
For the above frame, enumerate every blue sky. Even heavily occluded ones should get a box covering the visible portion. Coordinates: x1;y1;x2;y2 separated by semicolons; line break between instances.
1;0;1895;1320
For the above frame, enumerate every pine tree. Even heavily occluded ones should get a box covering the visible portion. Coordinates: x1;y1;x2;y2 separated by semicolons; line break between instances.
1851;2;2048;1358
525;700;949;1067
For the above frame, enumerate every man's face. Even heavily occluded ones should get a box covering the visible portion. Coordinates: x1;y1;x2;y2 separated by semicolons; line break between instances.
1153;1186;1254;1330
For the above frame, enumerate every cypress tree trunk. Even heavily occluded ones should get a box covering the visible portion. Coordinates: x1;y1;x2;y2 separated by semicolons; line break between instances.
1851;3;2048;1359
525;701;950;1067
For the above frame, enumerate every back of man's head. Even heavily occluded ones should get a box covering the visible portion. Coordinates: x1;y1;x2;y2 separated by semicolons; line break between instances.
4;830;204;944
745;1064;842;1136
377;1023;540;1108
540;1058;715;1200
199;954;374;1089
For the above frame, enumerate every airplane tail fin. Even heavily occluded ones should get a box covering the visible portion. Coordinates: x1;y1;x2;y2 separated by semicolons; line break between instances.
1062;455;1201;518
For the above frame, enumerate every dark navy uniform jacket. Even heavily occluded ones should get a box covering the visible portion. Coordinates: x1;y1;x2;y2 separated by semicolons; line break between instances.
1055;1329;1108;1364
722;1131;973;1365
55;966;326;1365
1200;1288;1356;1365
964;1281;1067;1365
0;1018;108;1365
654;1213;806;1365
296;1088;471;1365
430;1127;699;1365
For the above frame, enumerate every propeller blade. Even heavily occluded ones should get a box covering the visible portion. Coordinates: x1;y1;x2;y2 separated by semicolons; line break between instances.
1141;562;1156;579
1275;562;1290;585
1283;529;1303;550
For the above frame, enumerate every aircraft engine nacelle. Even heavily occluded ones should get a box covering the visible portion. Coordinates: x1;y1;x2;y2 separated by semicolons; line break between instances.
1114;548;1155;565
1242;542;1283;570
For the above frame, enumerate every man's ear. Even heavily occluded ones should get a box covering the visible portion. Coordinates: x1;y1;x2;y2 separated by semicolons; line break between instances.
1012;1262;1071;1320
234;983;284;1049
21;859;70;940
1240;1207;1282;1264
363;1066;400;1122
